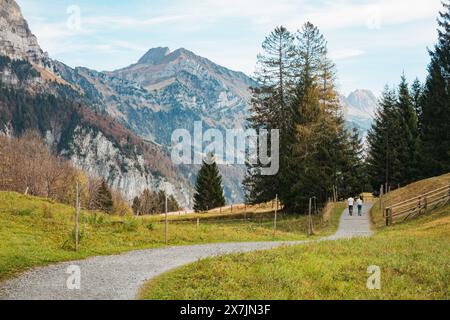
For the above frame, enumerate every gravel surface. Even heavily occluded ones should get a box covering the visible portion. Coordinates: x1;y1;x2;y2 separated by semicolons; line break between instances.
0;204;373;300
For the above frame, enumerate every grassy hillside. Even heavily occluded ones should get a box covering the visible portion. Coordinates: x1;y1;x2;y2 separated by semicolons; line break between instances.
141;204;450;300
0;192;344;281
371;173;450;227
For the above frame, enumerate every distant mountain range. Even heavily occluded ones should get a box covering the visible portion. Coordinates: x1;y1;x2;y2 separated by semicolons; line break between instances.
0;0;377;205
341;90;378;136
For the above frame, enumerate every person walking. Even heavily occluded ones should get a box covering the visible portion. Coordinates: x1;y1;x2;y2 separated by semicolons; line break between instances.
348;196;355;216
357;196;363;216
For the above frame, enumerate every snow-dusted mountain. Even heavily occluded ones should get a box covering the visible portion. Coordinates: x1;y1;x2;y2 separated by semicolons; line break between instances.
341;89;378;135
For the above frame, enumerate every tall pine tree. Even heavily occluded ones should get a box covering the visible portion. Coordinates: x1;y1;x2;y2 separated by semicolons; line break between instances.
421;0;450;177
245;22;360;213
367;86;403;190
396;75;420;184
281;22;346;212
411;78;425;136
244;26;295;204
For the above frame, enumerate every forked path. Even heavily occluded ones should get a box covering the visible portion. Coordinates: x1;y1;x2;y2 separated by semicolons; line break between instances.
0;204;372;300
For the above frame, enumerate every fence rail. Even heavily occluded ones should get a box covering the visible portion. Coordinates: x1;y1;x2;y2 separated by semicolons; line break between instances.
386;185;450;226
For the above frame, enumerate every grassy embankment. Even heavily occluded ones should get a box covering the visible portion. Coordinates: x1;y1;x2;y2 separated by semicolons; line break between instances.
141;174;450;300
0;192;344;281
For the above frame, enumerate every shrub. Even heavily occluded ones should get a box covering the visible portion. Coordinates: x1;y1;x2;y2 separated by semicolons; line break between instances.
85;212;107;227
42;205;54;219
12;208;33;216
121;217;139;232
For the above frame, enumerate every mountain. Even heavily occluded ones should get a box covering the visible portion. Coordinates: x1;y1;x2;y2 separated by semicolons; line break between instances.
53;47;257;203
0;0;48;66
1;0;378;206
105;46;256;144
0;0;191;206
341;89;378;136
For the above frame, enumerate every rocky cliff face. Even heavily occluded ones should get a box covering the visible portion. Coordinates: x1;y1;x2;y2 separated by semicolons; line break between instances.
60;126;189;205
0;0;192;207
0;0;50;67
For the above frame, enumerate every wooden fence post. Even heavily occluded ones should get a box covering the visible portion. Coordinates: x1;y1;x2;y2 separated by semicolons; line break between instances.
307;198;312;237
75;181;79;252
273;195;278;235
385;208;393;226
165;193;168;245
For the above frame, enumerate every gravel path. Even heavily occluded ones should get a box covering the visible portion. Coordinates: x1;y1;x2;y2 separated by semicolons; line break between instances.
0;204;373;300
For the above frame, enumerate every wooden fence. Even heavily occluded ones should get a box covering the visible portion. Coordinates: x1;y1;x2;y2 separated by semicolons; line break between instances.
386;185;450;226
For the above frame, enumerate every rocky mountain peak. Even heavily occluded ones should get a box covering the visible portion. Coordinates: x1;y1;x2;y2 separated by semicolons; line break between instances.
0;0;48;66
347;89;378;114
137;47;171;65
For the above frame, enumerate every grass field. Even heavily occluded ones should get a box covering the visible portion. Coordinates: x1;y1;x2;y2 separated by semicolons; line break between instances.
371;173;450;227
140;174;450;300
0;192;344;281
140;204;450;300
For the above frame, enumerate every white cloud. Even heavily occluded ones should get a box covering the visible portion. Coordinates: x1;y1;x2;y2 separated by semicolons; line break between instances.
82;14;189;29
284;0;442;31
330;49;366;61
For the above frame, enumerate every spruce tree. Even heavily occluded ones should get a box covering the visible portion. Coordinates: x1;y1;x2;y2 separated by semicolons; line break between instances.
97;180;113;213
132;196;141;215
396;75;420;184
421;0;450;177
244;26;295;204
194;156;226;212
339;128;367;197
281;22;346;212
245;23;358;213
367;87;403;190
411;78;424;135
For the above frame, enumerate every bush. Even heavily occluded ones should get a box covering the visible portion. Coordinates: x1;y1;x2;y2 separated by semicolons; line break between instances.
121;217;139;232
85;212;108;227
12;208;33;216
42;205;54;219
62;229;85;251
146;223;155;231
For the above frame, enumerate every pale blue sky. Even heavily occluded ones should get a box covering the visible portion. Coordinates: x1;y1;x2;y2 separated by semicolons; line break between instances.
17;0;443;96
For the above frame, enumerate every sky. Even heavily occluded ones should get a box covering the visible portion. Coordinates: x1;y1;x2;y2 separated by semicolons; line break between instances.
16;0;444;96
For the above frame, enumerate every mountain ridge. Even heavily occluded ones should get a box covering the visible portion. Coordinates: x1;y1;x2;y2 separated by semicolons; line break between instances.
0;0;192;206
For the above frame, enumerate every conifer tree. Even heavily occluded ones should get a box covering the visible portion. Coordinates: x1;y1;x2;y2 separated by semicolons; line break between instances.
396;75;420;184
132;196;141;215
367;87;403;190
245;23;358;213
339;128;367;197
280;22;346;212
411;78;424;135
194;155;226;212
421;0;450;177
96;180;114;213
245;26;295;204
